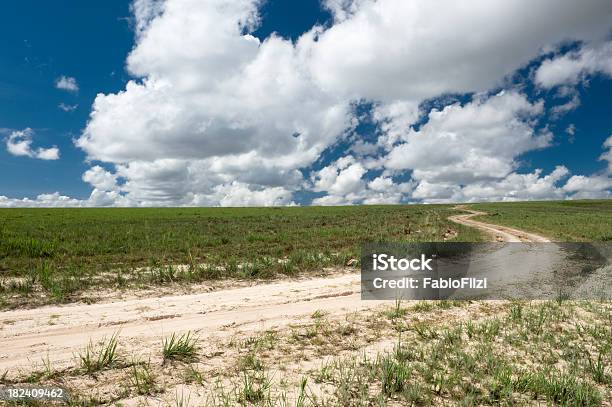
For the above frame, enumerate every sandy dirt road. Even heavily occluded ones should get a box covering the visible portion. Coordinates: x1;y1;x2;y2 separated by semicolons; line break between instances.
0;206;549;377
0;271;379;373
449;205;551;242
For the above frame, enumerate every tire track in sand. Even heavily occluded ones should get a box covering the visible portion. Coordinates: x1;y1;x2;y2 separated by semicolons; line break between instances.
0;272;383;372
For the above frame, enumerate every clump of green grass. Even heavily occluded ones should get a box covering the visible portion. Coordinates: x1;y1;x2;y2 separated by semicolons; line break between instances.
240;330;278;351
384;299;408;320
411;300;435;312
24;354;58;384
41;354;55;379
184;364;205;385
311;309;328;319
585;350;610;385
0;370;8;384
514;370;602;405
437;299;463;309
508;302;523;322
475;318;502;341
239;370;271;404
162;331;198;363
412;322;439;339
151;265;177;284
378;353;412;395
237;352;264;372
1;236;56;258
79;332;119;374
129;359;156;395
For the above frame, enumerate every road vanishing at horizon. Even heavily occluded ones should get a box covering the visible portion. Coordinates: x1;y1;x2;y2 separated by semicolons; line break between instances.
448;205;551;243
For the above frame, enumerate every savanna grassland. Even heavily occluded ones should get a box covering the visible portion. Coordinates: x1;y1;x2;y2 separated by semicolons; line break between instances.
472;200;612;241
0;205;483;308
0;200;610;406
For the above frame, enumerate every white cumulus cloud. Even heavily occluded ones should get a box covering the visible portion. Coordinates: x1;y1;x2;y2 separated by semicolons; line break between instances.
5;128;60;160
600;135;612;174
82;165;119;191
58;103;78;112
385;91;550;184
55;75;79;92
6;0;612;206
309;0;611;102
0;190;130;208
311;156;413;205
535;41;612;88
75;0;350;206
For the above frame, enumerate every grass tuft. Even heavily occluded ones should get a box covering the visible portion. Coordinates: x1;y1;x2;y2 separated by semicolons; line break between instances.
129;359;156;395
79;332;119;374
239;370;271;404
162;331;198;363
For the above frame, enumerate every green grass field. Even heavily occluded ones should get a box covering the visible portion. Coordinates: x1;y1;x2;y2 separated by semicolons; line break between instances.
0;200;610;308
472;200;612;241
0;205;482;307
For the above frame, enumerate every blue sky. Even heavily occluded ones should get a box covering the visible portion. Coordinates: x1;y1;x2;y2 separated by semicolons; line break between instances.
0;2;133;198
1;0;611;206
